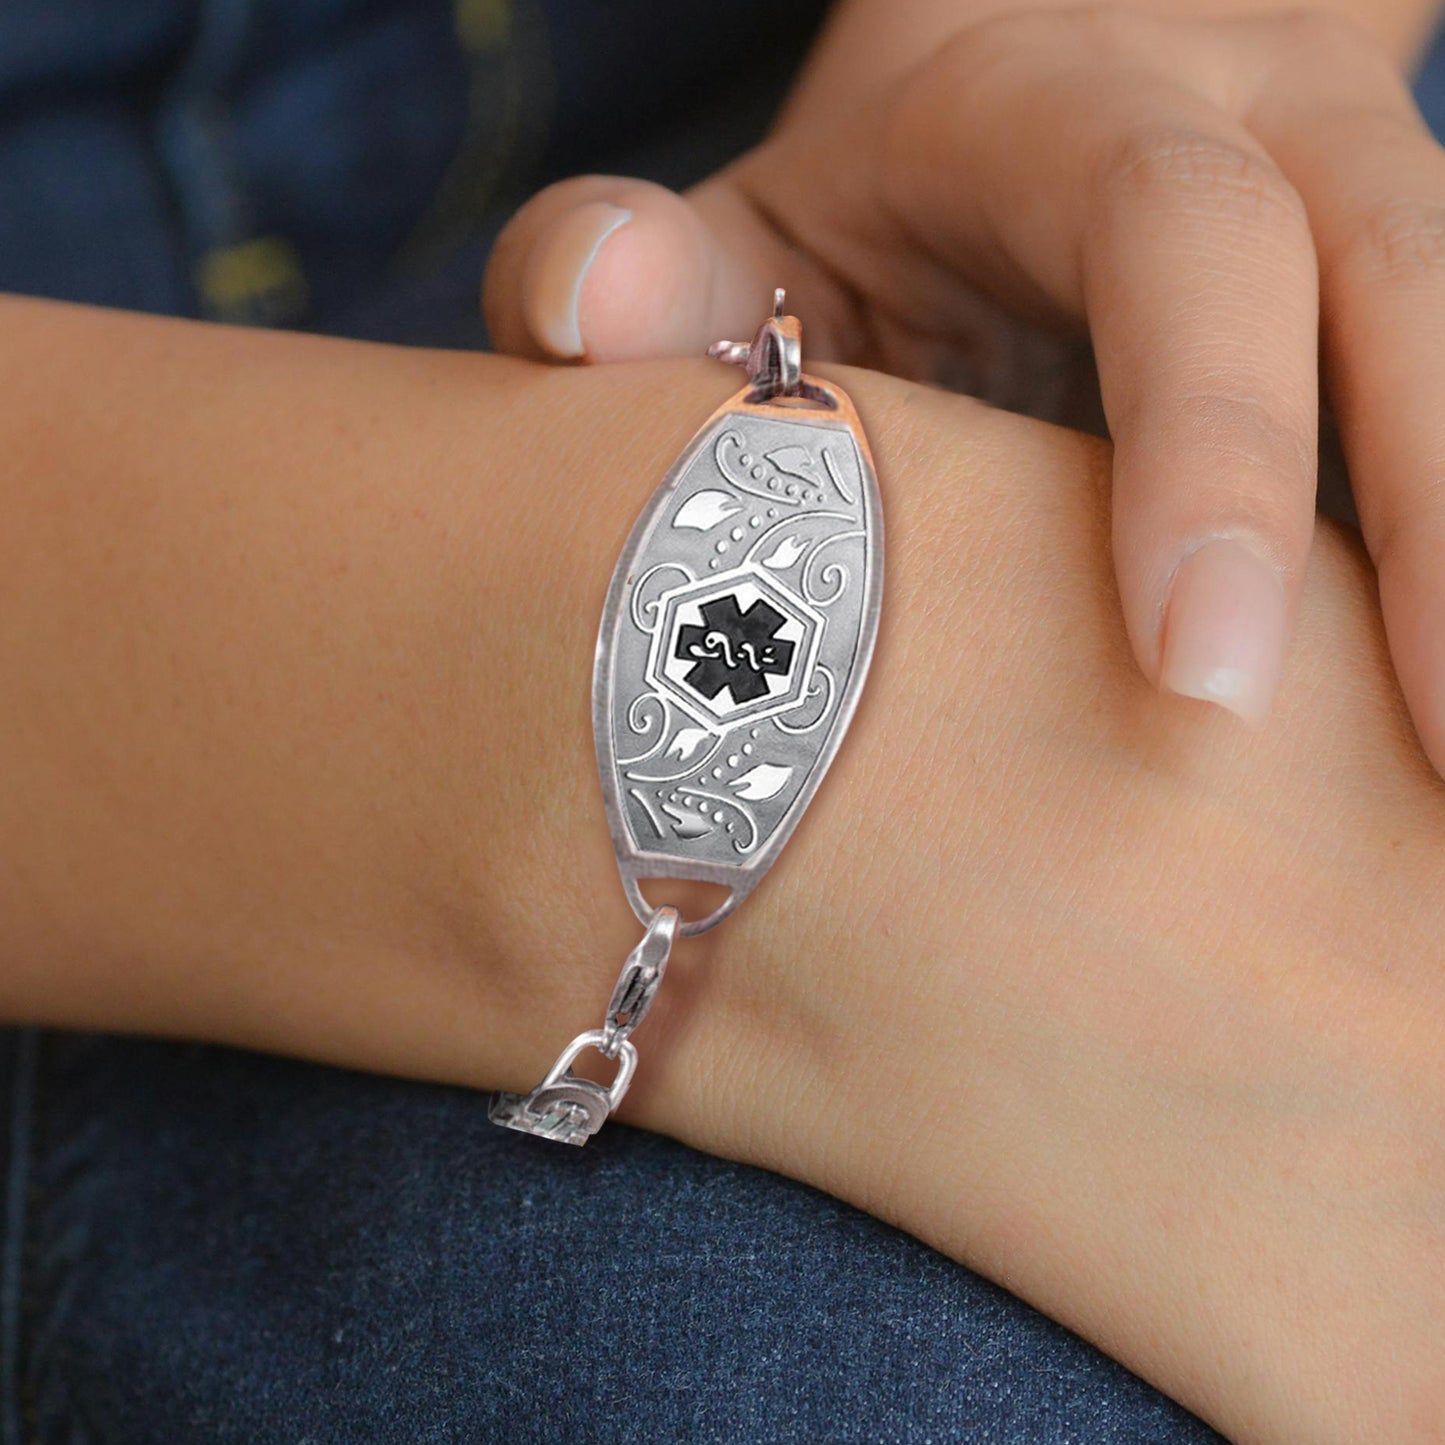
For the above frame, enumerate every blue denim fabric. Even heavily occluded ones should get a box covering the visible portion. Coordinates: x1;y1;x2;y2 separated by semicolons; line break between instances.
3;1034;1224;1444
3;4;1440;1439
0;0;821;343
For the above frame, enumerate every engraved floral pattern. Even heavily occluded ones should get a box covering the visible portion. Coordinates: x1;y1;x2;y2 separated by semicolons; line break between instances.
609;415;873;858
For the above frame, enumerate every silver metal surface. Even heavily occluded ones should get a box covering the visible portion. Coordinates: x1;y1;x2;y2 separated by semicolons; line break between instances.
708;289;802;400
601;904;678;1056
488;1029;639;1147
595;298;884;934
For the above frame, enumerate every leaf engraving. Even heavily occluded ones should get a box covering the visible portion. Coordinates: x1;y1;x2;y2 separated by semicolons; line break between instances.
673;490;742;531
759;534;807;570
765;446;821;482
731;763;793;801
666;727;713;762
662;801;714;838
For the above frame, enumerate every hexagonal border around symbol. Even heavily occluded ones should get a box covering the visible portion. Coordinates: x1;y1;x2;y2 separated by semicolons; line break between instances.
645;564;824;730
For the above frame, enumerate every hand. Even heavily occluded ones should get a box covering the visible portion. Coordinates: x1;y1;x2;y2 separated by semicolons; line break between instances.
482;7;1445;772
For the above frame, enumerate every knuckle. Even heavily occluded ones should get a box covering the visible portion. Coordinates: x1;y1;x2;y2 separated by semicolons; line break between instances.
887;14;1069;189
918;12;1055;92
1265;8;1407;100
1141;389;1316;543
1098;124;1308;237
1269;6;1369;54
928;6;1159;82
917;5;1136;94
887;28;993;175
1333;197;1445;290
1043;4;1142;49
1187;389;1315;476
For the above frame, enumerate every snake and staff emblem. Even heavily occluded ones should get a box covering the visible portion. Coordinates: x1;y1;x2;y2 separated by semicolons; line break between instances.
673;593;796;704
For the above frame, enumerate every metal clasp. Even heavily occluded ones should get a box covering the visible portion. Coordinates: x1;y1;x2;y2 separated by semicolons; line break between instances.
708;287;803;401
488;1029;637;1147
600;905;678;1056
488;907;680;1146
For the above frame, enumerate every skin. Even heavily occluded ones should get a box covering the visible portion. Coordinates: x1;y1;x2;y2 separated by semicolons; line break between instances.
483;0;1445;775
782;0;1442;107
1;294;1441;1441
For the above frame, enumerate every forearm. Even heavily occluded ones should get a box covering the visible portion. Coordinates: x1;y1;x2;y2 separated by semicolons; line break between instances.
367;330;1445;1438
0;295;651;1080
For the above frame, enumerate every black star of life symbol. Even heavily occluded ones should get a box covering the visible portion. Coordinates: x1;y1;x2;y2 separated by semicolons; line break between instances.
674;593;796;704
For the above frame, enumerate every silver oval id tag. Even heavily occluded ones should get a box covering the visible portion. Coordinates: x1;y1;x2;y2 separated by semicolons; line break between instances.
594;292;884;935
490;292;882;1147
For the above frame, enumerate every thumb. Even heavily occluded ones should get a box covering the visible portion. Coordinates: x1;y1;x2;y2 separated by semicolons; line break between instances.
482;175;786;363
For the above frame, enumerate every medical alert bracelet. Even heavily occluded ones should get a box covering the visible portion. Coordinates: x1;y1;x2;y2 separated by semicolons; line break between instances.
489;292;884;1145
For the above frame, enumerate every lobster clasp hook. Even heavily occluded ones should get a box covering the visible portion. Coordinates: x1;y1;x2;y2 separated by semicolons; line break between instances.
707;288;802;400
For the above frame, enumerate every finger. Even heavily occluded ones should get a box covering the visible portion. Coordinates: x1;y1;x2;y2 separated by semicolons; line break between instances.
482;174;792;363
874;21;1319;724
1080;101;1319;725
1242;12;1445;772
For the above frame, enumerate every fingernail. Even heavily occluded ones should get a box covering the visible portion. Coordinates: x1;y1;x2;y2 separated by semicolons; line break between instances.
525;202;632;358
1160;538;1287;728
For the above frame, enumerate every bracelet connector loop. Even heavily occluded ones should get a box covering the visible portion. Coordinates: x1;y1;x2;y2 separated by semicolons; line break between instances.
488;908;679;1146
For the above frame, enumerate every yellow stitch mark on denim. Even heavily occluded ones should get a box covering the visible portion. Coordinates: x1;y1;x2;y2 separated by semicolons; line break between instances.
455;0;511;53
196;236;309;323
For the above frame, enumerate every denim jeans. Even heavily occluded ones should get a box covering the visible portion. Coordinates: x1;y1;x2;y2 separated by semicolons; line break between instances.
2;1033;1225;1444
4;3;1442;1439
